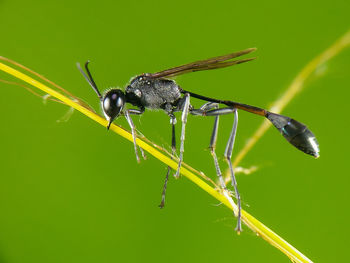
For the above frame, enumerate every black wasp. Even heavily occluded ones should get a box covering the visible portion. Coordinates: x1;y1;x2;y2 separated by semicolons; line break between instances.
77;48;319;232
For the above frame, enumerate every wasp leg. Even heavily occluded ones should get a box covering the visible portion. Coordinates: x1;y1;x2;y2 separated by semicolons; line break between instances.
159;115;177;208
224;109;241;233
191;104;234;188
125;108;144;163
209;115;226;187
174;93;190;179
192;102;226;187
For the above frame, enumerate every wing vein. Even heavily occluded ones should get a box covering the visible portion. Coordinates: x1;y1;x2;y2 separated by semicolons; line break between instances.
147;48;257;78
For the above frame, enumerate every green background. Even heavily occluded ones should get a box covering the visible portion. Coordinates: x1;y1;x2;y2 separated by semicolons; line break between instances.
0;0;349;262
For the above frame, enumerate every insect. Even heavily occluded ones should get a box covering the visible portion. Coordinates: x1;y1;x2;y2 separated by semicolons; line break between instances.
77;48;319;232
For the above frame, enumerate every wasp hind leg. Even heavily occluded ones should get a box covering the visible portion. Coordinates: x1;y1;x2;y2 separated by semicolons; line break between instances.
190;104;242;232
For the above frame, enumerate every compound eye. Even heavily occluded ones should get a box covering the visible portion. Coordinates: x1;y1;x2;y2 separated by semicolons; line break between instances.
102;89;125;119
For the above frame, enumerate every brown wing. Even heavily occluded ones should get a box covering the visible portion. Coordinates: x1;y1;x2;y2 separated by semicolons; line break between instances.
147;48;257;79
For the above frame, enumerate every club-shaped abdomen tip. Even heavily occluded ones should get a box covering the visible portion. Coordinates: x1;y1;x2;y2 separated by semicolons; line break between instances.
288;127;320;158
266;112;320;158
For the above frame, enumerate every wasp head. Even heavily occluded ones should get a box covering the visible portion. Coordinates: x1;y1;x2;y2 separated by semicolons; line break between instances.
102;89;126;129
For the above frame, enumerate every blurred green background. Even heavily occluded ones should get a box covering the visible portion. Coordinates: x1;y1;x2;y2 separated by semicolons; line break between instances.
0;0;349;262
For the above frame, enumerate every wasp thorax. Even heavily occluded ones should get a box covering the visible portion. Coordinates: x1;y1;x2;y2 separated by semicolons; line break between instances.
102;89;125;119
